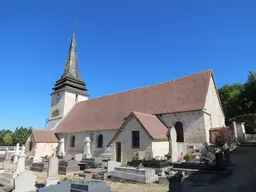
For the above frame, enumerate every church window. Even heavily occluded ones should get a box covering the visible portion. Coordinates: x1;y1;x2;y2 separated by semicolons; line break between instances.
29;141;33;151
132;131;140;148
97;134;103;148
75;94;78;102
70;135;76;148
175;121;184;142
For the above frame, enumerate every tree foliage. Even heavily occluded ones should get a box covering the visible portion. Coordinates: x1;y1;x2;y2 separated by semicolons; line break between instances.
218;70;256;133
0;127;30;146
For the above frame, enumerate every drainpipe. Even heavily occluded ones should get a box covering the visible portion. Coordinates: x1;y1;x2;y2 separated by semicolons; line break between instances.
45;118;49;130
203;109;212;143
203;109;212;128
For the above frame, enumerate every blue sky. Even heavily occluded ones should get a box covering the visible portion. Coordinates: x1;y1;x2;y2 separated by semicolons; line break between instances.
0;0;255;130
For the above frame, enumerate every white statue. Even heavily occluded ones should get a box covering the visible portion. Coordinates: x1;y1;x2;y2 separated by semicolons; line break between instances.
84;137;92;158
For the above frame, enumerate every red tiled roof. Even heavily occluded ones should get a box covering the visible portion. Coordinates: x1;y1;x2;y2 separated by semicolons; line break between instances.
31;129;58;143
132;111;168;140
108;111;168;146
55;70;213;133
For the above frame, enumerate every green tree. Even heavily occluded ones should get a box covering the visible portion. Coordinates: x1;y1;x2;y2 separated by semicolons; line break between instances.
12;127;30;145
3;132;13;146
218;83;244;123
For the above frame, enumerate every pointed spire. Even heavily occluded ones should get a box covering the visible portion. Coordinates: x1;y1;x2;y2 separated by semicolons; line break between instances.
62;32;82;81
52;33;88;96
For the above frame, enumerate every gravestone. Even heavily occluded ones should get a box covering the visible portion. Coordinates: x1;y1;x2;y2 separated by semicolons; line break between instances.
37;180;110;192
57;138;65;157
107;161;121;172
16;145;26;174
33;148;42;163
63;153;73;161
58;160;80;175
13;143;19;164
144;146;153;160
74;153;83;162
45;149;59;186
12;171;37;192
112;167;158;183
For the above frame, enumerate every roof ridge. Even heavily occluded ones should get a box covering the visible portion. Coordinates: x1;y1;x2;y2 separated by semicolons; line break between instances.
80;69;212;104
132;111;156;117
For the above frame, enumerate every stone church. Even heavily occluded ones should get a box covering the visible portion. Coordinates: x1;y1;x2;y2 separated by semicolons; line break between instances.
25;33;226;162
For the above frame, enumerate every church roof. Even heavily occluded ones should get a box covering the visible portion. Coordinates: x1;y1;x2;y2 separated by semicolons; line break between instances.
31;129;58;143
108;112;168;146
55;70;213;133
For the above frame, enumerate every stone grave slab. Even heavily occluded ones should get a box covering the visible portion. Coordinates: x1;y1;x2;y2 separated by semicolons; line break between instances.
12;171;37;192
111;166;158;183
78;158;97;170
58;160;80;175
37;180;110;192
30;162;48;172
107;161;121;172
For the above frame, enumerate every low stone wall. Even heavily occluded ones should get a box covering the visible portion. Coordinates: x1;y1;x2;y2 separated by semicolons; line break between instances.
245;134;256;141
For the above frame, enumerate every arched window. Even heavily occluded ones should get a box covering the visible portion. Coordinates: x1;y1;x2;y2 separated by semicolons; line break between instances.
97;134;103;148
70;135;75;148
29;141;33;151
175;121;184;142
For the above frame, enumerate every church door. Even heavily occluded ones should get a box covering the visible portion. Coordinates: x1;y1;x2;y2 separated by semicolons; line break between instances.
116;142;121;162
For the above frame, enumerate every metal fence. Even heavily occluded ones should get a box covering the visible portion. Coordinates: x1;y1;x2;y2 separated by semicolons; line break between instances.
0;146;22;151
245;134;256;141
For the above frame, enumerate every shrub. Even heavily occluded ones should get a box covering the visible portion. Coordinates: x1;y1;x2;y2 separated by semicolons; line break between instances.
215;128;234;147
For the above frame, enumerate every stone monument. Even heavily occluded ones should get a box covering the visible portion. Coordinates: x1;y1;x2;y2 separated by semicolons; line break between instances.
84;137;92;158
45;148;59;186
144;146;153;160
78;137;97;170
15;145;26;174
57;138;65;157
13;143;19;164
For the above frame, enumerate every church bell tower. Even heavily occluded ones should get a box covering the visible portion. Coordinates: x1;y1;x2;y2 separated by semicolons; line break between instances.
47;33;88;130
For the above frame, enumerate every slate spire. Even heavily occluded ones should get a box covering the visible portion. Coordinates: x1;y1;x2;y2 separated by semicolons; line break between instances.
62;32;82;81
52;33;88;96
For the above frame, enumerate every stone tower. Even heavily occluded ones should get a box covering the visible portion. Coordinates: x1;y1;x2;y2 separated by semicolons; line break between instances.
47;33;88;130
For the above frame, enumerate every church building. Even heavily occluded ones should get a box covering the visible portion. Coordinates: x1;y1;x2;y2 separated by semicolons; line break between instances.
25;33;226;162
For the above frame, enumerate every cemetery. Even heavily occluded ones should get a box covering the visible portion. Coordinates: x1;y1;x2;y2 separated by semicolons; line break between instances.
0;120;254;192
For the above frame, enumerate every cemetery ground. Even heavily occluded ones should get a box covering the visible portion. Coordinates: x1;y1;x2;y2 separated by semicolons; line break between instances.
0;144;255;192
0;163;167;192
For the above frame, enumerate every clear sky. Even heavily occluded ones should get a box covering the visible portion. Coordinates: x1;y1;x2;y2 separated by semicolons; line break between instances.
0;0;255;130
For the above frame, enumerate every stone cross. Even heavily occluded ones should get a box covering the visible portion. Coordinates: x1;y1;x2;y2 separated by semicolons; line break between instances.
13;143;20;164
84;137;92;158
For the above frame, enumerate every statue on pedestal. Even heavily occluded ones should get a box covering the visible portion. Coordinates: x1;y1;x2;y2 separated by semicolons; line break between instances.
84;137;92;158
